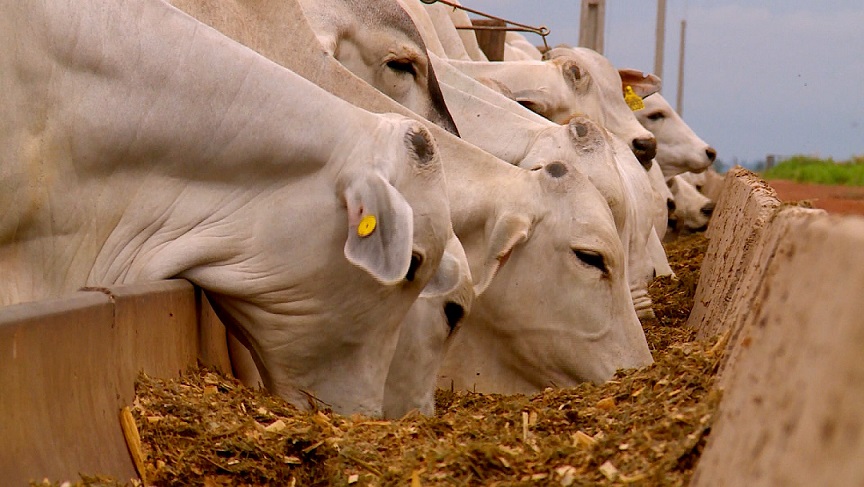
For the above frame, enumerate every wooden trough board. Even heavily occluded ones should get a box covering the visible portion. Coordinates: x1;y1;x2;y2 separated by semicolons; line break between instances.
0;280;230;485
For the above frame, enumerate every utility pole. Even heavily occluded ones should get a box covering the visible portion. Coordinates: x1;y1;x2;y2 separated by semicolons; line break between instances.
654;0;666;84
676;19;687;115
579;0;606;54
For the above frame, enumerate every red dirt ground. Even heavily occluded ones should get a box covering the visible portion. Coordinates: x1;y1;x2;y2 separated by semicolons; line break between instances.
767;179;864;216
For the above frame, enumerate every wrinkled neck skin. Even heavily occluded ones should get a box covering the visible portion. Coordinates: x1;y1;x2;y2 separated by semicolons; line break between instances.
1;0;447;417
0;2;378;304
0;0;382;306
647;162;674;241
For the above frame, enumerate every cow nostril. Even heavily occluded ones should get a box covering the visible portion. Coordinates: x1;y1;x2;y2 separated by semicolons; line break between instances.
632;137;657;163
701;202;716;216
666;198;677;213
443;301;464;334
706;147;717;162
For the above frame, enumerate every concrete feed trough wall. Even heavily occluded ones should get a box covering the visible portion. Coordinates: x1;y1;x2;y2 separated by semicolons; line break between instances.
0;280;230;485
689;168;864;486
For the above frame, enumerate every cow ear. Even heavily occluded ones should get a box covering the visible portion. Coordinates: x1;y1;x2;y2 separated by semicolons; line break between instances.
419;244;463;298
472;214;531;296
619;69;662;98
513;91;549;117
343;174;414;285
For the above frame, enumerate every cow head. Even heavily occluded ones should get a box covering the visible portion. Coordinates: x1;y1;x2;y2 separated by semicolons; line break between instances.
668;175;715;234
382;232;474;418
299;0;460;136
171;117;453;416
634;92;717;178
520;117;661;320
543;46;661;167
439;159;652;394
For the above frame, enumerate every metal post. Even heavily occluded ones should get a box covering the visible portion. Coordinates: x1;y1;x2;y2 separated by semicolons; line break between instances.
654;0;666;84
579;0;606;54
676;19;687;115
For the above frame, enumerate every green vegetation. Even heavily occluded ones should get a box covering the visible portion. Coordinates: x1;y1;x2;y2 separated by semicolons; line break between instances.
762;155;864;186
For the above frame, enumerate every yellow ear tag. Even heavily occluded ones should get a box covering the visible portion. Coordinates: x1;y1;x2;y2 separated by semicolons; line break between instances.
624;85;645;111
357;214;377;237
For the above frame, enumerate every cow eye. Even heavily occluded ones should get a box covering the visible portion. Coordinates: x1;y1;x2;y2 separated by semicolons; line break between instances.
386;59;417;76
646;111;666;121
572;249;608;275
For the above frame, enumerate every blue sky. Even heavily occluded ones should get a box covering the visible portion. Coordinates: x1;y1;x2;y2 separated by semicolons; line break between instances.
457;1;864;166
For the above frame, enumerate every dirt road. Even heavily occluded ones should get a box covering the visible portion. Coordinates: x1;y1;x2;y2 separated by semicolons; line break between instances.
767;179;864;216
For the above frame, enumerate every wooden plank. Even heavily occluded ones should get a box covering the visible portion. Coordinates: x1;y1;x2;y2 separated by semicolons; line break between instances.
197;289;233;375
0;292;132;483
0;280;200;484
471;19;506;62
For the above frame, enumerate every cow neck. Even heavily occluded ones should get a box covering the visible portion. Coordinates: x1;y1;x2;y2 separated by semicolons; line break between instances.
0;0;381;305
437;81;552;166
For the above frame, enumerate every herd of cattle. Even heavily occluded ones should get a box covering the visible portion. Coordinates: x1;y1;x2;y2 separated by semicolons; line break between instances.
1;0;723;419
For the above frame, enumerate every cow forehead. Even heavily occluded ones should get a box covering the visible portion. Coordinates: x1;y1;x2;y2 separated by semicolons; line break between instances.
344;0;428;51
541;165;618;234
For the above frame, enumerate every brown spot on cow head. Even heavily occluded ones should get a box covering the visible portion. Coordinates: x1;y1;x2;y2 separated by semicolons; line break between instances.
406;128;435;166
545;161;569;178
572;122;588;138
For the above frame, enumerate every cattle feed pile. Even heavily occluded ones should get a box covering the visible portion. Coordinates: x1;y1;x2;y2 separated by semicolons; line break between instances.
34;234;720;487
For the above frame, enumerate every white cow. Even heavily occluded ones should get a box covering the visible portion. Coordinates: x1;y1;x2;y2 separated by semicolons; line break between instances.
393;3;668;319
442;1;492;62
230;232;475;418
419;54;666;318
632;92;718;234
433;76;660;318
504;32;544;61
2;0;459;417
668;175;716;235
437;158;652;394
446;48;661;166
635;93;718;179
297;0;459;136
680;167;726;203
647;162;675;242
185;0;652;393
383;234;474;417
419;1;482;61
